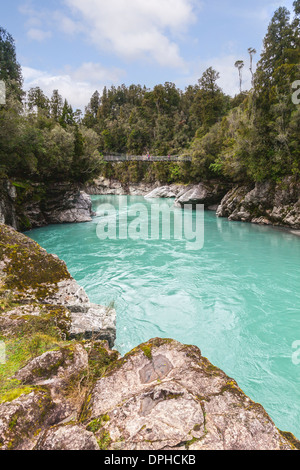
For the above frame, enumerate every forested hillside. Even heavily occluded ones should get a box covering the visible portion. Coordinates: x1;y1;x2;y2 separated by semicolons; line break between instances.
0;2;299;186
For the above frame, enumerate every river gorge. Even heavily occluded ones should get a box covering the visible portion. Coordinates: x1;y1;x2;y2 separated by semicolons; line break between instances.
26;194;300;440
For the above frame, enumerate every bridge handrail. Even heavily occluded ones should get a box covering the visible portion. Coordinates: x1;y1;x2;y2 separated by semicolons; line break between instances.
102;154;192;162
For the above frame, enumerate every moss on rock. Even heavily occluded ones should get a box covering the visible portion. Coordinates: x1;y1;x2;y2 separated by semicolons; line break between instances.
0;224;71;301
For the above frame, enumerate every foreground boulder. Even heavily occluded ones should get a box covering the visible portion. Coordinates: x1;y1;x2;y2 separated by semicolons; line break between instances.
35;425;99;451
0;389;53;450
78;339;298;451
1;336;299;450
0;340;119;450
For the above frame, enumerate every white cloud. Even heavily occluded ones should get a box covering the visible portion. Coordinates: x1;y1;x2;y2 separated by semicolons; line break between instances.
53;11;83;35
63;0;198;68
22;63;125;110
27;28;52;41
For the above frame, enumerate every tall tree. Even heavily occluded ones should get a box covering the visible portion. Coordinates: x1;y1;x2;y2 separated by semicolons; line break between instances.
235;60;245;93
59;99;74;128
84;90;100;127
27;87;50;116
0;27;23;100
50;90;63;122
191;68;227;131
248;48;257;86
257;7;294;80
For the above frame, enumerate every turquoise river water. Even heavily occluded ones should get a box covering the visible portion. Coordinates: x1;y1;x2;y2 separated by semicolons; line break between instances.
26;195;300;438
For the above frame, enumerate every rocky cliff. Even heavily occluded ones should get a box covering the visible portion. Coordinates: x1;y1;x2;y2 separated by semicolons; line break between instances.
216;177;300;229
84;177;230;211
85;176;300;230
0;224;299;450
0;181;18;230
2;176;300;232
0;180;94;231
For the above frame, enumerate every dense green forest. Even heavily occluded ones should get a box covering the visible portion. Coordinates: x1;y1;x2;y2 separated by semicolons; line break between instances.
0;2;299;186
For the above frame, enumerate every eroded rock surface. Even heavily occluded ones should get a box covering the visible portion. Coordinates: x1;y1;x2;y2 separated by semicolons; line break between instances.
217;177;300;228
44;189;94;224
0;389;53;450
0;223;116;345
0;340;118;450
145;185;184;199
174;182;230;210
1;334;299;450
0;181;18;229
35;425;100;450
84;177;158;197
0;180;95;230
81;339;298;451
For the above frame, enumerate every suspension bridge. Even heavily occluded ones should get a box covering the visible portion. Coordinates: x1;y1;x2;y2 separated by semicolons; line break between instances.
102;154;192;162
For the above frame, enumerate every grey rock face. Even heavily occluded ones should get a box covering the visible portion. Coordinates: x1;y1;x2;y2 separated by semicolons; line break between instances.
13;344;88;388
69;304;116;348
84;177;127;196
0;389;53;450
217;177;300;228
0;339;118;450
0;224;116;346
35;425;100;450
82;338;298;451
1;334;299;450
0;180;95;230
174;183;229;209
85;178;186;198
0;180;18;229
145;185;183;199
44;190;94;224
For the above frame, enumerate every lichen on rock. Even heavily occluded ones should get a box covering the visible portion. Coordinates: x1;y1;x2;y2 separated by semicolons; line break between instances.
81;338;299;451
0;223;116;345
0;225;299;451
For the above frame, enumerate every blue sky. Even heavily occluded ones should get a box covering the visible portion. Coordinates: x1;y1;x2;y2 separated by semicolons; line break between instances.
1;0;296;109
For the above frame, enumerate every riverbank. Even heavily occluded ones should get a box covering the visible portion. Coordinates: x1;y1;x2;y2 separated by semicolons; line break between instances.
84;176;300;231
1;175;300;233
0;180;95;231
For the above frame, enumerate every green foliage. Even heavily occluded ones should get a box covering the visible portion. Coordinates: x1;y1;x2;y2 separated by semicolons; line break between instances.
0;3;300;187
0;27;23;101
0;335;62;404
